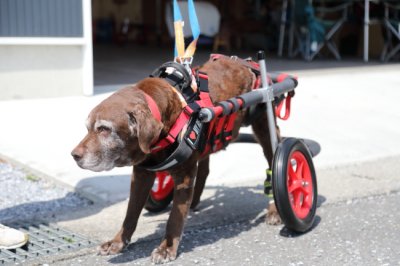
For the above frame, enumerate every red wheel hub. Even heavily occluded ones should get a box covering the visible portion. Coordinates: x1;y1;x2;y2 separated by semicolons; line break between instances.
287;151;314;219
150;171;174;201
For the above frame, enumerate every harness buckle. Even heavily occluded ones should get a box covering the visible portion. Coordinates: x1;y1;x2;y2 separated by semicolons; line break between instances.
184;115;206;150
175;57;193;70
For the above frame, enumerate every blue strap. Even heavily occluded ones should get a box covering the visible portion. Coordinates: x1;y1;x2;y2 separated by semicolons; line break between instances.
173;0;182;21
172;0;201;58
188;0;200;40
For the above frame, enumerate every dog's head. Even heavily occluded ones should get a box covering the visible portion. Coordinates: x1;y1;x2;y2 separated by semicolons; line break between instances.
71;86;163;172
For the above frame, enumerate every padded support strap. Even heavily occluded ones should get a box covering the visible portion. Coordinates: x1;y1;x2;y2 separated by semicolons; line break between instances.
139;138;194;172
227;98;241;113
217;101;231;116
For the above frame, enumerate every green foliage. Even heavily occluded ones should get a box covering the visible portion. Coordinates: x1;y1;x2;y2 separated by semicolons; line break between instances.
63;237;74;243
25;174;40;182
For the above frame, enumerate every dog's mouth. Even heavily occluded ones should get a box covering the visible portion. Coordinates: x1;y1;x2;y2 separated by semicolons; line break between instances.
79;162;115;172
75;155;117;172
114;161;126;167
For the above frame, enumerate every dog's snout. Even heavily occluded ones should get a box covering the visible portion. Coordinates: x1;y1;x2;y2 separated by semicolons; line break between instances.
72;153;82;161
71;147;84;161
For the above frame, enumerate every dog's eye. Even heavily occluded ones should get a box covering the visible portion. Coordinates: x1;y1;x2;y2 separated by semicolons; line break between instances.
97;125;111;133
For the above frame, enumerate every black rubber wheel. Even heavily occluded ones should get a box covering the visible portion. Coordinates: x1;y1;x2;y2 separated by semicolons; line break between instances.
272;137;318;232
144;172;174;213
145;190;173;212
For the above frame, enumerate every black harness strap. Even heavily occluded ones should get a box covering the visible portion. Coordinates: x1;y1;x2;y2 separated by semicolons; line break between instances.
151;61;197;103
197;71;209;92
138;139;194;172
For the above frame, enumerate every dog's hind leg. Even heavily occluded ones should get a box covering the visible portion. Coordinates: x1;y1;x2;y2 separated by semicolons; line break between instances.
191;156;210;209
151;157;197;264
250;105;282;225
98;168;155;255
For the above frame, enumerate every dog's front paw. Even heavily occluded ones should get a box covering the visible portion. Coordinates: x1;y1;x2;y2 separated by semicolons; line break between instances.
98;240;126;255
151;246;177;264
266;202;282;225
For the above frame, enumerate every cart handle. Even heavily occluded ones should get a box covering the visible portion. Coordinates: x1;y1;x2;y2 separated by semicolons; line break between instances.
270;77;298;98
199;75;297;123
237;78;297;109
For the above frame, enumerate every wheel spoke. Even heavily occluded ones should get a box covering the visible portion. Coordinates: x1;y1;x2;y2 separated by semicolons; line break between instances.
288;162;297;180
288;180;302;193
296;160;304;180
302;183;312;195
293;190;302;210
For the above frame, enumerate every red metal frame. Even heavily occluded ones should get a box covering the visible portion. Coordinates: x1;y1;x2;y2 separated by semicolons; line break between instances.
201;98;244;155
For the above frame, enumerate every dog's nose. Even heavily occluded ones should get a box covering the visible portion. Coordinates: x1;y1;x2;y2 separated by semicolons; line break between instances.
71;147;84;161
71;153;82;162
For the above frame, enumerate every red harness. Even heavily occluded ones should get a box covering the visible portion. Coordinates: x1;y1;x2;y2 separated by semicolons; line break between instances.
146;75;259;158
141;55;294;171
143;93;162;122
149;72;214;154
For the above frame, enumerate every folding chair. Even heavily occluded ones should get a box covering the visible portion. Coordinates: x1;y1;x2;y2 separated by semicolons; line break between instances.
381;1;400;61
289;0;350;61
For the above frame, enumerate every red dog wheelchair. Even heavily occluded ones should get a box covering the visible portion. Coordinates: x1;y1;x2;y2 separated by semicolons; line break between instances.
144;51;319;233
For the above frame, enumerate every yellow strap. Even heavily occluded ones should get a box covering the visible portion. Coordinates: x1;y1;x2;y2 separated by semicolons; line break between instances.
184;39;198;58
174;20;198;61
174;21;185;57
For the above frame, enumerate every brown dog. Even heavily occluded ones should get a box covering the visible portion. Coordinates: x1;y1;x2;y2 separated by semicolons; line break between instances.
71;57;281;263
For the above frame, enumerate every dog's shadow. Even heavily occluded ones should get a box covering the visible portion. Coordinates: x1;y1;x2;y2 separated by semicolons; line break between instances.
107;186;325;264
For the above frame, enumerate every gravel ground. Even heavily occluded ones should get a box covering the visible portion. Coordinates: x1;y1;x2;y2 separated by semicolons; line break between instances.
0;161;92;223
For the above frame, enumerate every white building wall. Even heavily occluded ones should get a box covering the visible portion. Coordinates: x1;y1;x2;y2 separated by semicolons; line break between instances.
0;45;83;100
0;0;93;100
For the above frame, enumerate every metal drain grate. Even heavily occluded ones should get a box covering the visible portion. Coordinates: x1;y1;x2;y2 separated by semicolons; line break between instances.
0;222;95;264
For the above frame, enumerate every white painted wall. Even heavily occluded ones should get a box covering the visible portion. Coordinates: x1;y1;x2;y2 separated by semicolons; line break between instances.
0;0;93;100
0;44;83;100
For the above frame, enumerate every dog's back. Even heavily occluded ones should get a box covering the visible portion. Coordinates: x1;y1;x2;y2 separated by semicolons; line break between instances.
200;57;256;103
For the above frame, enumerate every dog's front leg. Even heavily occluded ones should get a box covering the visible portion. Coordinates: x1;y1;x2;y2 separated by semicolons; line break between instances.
151;161;197;264
99;167;155;255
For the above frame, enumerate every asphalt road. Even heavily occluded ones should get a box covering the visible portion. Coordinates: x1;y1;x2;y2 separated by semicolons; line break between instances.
33;192;400;266
29;160;400;266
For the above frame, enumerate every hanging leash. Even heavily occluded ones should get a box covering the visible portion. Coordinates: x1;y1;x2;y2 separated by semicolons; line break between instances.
173;0;200;69
275;92;293;120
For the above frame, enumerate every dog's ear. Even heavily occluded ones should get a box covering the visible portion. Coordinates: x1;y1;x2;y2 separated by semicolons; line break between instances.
128;105;163;154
